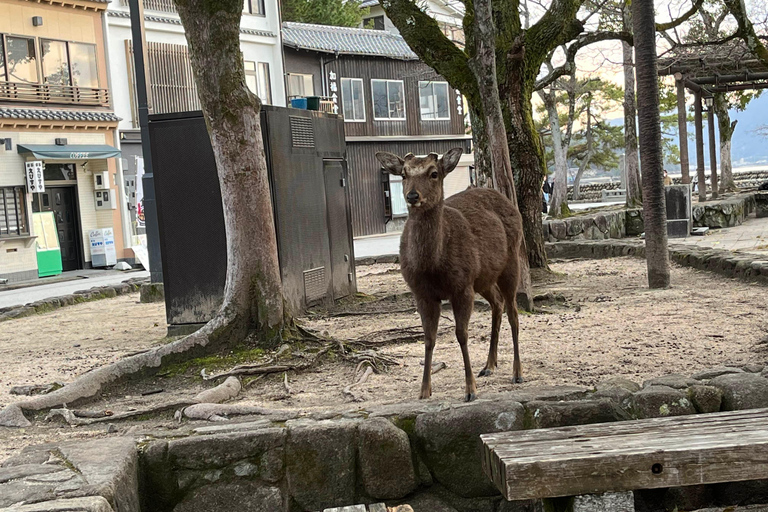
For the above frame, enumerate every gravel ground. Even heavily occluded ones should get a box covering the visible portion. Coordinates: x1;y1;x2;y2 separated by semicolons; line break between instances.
1;257;767;461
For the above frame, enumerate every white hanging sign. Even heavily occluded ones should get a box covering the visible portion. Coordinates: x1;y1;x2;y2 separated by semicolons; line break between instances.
328;70;339;114
25;161;45;193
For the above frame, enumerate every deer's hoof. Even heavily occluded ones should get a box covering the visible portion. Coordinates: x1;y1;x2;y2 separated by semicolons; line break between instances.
465;392;476;402
513;376;524;384
478;368;492;377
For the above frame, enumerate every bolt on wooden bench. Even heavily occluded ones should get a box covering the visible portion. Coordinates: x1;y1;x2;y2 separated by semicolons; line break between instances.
481;408;768;511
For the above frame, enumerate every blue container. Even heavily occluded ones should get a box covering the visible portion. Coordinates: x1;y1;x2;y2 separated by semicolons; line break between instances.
290;98;308;109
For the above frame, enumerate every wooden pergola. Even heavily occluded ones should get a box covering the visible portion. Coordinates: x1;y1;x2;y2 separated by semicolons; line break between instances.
658;40;768;201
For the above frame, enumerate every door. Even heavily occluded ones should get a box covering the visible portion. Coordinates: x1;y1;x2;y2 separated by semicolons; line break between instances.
35;187;81;272
324;160;354;300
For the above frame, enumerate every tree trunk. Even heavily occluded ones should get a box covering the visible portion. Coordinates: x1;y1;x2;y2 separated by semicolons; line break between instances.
469;103;493;188
633;0;670;289
539;89;569;216
175;0;287;335
622;40;642;207
714;93;738;192
467;0;534;311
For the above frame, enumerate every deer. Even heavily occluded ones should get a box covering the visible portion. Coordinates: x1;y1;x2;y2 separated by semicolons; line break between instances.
375;148;524;402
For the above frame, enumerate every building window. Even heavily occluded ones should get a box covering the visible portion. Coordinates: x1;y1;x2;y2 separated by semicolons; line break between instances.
0;187;28;237
245;61;272;104
419;81;450;120
388;175;408;216
363;15;385;30
40;40;69;85
340;78;365;122
371;79;405;120
3;35;38;83
39;39;99;89
69;43;99;88
243;0;265;15
287;73;314;98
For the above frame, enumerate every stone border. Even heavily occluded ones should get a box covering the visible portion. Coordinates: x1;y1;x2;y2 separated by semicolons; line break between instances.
0;277;149;323
546;239;768;285
7;371;768;511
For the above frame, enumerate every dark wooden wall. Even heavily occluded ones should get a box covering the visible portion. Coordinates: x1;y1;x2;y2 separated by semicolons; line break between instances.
325;57;466;137
282;48;323;98
347;138;472;237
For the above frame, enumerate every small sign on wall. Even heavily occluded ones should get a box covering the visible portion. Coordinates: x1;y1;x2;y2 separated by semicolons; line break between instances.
25;161;45;193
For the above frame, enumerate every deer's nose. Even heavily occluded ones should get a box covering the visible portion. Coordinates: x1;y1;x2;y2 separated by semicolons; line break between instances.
406;191;420;205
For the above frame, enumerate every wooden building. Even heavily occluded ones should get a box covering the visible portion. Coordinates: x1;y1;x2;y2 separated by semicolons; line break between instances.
282;22;473;237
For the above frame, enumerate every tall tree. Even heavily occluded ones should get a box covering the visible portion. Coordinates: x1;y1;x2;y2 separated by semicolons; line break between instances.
622;2;643;207
634;0;670;288
282;0;369;27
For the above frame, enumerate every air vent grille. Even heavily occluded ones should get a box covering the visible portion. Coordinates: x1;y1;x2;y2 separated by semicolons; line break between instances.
290;116;315;148
303;266;326;303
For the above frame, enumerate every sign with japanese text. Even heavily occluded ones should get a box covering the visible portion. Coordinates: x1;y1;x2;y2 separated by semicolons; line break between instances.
328;71;339;114
25;161;45;193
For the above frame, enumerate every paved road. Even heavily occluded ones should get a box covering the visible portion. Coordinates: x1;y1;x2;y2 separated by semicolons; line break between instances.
354;235;401;259
0;270;149;309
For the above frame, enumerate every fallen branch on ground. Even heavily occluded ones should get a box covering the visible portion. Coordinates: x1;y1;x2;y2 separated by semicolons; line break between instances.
181;402;300;422
46;400;198;426
342;363;374;402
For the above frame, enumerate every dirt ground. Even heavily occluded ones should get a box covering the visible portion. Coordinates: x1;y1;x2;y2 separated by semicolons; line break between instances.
1;257;767;461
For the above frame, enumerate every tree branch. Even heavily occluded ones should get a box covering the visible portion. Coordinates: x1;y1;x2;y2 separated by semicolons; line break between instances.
534;31;632;90
655;0;704;31
723;0;768;65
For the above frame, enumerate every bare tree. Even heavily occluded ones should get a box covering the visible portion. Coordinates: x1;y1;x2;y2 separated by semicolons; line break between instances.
622;2;643;207
634;0;670;288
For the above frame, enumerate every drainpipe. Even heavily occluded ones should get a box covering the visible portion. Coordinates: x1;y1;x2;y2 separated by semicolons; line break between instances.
102;9;133;255
128;0;163;283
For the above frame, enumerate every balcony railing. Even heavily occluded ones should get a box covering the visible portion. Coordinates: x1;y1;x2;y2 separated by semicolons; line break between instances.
0;81;110;107
120;0;177;13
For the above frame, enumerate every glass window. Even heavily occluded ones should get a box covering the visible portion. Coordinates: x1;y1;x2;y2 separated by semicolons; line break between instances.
364;15;385;30
243;0;264;15
371;79;405;120
41;39;69;85
341;78;364;122
287;73;314;97
419;81;450;120
257;62;272;105
244;60;258;95
389;176;408;216
69;43;98;88
0;187;28;237
43;163;76;181
5;36;38;83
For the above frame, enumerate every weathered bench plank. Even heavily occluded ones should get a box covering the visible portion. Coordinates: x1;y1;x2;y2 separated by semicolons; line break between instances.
481;408;768;501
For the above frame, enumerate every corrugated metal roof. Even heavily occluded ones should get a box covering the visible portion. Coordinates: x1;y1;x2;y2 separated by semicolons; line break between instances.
0;107;120;123
360;0;380;7
282;21;417;60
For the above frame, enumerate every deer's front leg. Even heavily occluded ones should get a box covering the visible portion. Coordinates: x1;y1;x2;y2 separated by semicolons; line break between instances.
417;297;441;399
451;290;477;402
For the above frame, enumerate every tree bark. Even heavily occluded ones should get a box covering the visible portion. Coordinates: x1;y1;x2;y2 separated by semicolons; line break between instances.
175;0;287;335
469;104;493;188
539;89;569;216
622;9;642;208
572;97;594;201
714;92;738;192
633;0;670;289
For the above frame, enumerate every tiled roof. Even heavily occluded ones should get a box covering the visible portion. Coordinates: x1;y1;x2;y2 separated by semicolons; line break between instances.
107;10;276;37
282;21;417;60
360;0;379;7
0;107;120;123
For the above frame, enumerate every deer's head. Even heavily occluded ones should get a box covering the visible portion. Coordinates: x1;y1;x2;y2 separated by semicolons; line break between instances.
376;148;463;211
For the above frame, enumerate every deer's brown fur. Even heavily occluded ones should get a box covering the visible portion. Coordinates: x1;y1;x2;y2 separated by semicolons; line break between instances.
376;148;524;401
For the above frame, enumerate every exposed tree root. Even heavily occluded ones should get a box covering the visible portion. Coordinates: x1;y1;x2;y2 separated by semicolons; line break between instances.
0;314;237;428
45;400;198;426
342;363;374;402
181;403;299;422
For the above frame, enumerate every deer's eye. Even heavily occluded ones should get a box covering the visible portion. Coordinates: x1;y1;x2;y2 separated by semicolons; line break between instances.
430;171;439;179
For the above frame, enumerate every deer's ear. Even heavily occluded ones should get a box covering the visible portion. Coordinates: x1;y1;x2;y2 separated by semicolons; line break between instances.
376;151;405;176
440;147;464;175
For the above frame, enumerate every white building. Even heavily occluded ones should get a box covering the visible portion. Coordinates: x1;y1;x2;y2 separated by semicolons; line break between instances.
360;0;465;46
104;0;286;228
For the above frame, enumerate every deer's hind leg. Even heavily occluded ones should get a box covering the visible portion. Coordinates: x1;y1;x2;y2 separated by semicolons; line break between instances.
451;289;477;402
498;256;523;384
478;284;504;377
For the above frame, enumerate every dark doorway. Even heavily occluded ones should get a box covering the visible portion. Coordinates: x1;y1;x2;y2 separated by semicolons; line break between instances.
32;187;82;271
324;160;355;300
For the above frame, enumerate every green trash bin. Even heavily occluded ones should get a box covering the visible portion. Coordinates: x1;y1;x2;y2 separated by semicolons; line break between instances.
306;96;321;111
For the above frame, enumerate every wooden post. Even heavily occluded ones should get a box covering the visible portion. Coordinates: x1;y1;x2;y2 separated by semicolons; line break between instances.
694;91;707;202
707;100;719;198
675;74;690;184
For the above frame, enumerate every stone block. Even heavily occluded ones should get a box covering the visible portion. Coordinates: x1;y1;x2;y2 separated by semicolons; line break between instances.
566;218;584;237
285;421;357;511
627;385;696;419
756;191;768;218
642;374;696;390
526;399;626;429
572;491;634;512
140;283;165;303
550;221;567;240
167;428;285;470
0;497;116;511
172;481;281;512
414;401;525;497
357;418;417;499
710;373;768;410
692;367;745;380
687;385;723;413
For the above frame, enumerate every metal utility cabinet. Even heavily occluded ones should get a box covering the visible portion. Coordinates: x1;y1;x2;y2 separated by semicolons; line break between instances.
148;106;356;333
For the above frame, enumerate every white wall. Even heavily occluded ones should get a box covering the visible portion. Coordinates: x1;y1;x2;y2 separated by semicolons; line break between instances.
106;0;286;132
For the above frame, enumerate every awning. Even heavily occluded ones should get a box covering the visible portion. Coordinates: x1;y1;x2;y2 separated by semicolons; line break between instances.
17;144;121;160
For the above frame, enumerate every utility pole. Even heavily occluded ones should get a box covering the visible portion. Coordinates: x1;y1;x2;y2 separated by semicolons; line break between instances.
128;0;163;283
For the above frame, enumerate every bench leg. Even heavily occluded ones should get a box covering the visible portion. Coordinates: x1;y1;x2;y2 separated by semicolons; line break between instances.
540;491;634;512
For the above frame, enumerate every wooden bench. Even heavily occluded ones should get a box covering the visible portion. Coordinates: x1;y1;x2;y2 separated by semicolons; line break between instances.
481;409;768;511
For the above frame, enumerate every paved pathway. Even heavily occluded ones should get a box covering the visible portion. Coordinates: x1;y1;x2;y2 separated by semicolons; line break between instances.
354;234;401;259
675;215;768;255
0;269;149;309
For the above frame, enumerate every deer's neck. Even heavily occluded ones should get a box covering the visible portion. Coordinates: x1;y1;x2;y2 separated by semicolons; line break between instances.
407;203;446;269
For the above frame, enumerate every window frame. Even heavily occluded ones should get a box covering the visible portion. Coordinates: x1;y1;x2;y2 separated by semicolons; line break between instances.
370;79;406;121
286;72;314;98
418;80;451;121
340;77;365;123
2;33;40;84
67;41;100;89
257;62;272;105
387;174;408;217
243;0;265;16
39;37;71;86
0;186;29;238
363;15;385;30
